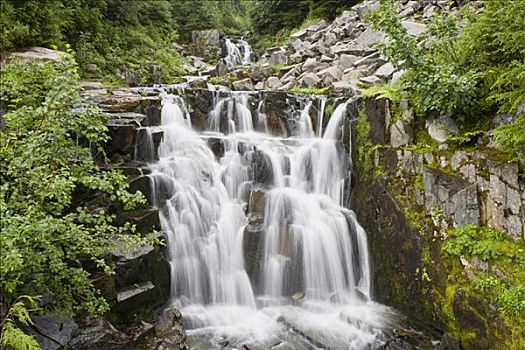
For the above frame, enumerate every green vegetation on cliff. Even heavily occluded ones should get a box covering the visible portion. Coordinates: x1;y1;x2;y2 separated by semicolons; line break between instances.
369;0;525;160
0;54;152;349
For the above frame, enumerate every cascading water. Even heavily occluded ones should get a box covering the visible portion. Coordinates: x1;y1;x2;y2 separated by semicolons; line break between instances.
224;38;253;67
142;91;400;349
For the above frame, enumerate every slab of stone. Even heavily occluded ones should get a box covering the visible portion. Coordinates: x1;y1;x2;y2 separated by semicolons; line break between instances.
299;73;321;88
402;21;427;36
232;78;254;91
338;54;359;69
375;62;395;79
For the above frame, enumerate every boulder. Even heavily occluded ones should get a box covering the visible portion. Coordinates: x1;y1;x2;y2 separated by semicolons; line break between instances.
330;81;356;97
375;62;395;80
422;167;480;227
232;78;254;91
299;73;321;88
318;66;343;85
269;49;288;66
9;47;64;63
402;21;427;36
110;243;170;314
338;54;359;70
290;29;308;40
23;316;78;350
68;318;131;350
302;57;321;73
266;76;283;90
191;29;220;58
426;114;459;143
349;28;385;55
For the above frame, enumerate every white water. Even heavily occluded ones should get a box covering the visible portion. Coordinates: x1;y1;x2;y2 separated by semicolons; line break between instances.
145;93;396;349
224;38;253;68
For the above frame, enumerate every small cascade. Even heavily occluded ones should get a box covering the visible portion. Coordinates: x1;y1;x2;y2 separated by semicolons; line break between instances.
142;91;398;349
223;38;253;68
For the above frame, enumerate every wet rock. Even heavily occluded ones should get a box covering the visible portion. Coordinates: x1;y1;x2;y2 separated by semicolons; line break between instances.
68;318;131;350
243;214;265;290
110;242;170;315
23;315;78;350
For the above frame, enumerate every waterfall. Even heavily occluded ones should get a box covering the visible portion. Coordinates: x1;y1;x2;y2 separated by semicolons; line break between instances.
143;92;394;349
224;38;253;68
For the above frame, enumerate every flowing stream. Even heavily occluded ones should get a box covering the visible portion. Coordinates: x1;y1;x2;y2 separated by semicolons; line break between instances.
143;92;400;349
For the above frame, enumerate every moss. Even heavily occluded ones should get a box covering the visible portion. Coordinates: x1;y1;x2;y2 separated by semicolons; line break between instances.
291;86;329;95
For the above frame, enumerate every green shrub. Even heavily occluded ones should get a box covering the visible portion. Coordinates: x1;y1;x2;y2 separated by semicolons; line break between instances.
0;56;152;347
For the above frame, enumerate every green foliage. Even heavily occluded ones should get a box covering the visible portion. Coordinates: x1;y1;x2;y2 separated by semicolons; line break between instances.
0;296;40;350
363;81;403;102
442;225;507;261
370;0;525;122
291;86;329;95
493;115;525;161
0;56;152;340
369;1;478;118
442;225;525;320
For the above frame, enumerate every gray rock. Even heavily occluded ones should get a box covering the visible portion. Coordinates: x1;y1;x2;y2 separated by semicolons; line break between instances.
290;29;308;39
390;119;413;147
392;69;407;82
402;21;427;36
426;114;459;143
232;78;254;91
375;62;395;80
399;6;415;18
359;75;382;85
9;47;64;63
302;57;318;73
423;167;480;228
24;316;78;350
317;66;343;84
330;81;356;97
68;318;131;350
339;54;359;69
266;76;283;90
451;151;468;171
299;73;321;88
355;1;380;20
269;49;288;66
350;28;385;54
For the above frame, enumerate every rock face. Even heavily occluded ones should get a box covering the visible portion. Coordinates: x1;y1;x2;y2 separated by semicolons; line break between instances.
353;97;524;350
